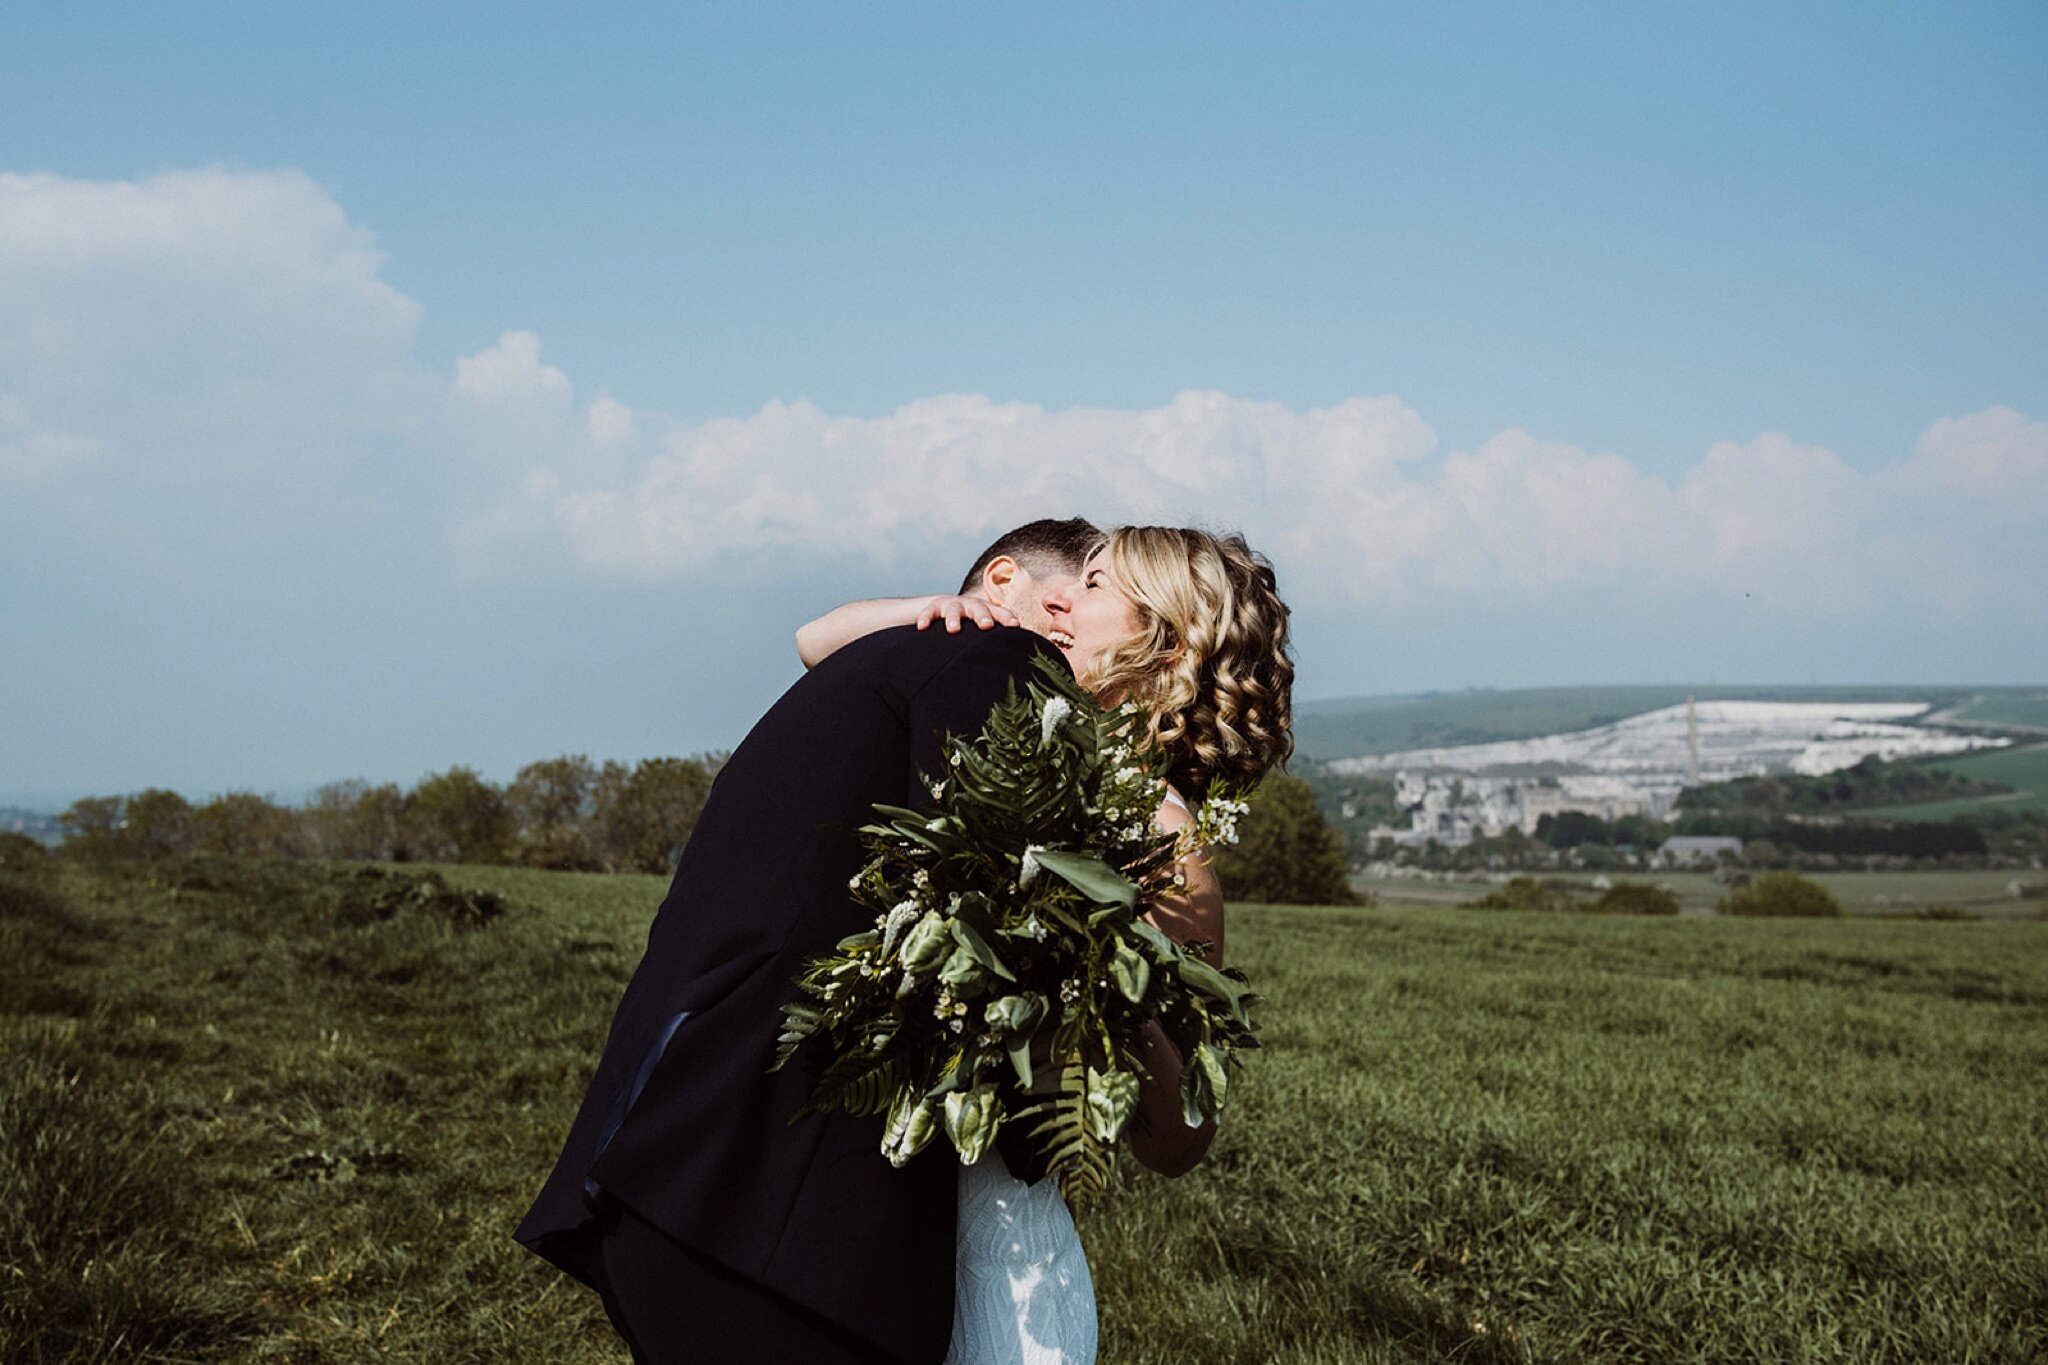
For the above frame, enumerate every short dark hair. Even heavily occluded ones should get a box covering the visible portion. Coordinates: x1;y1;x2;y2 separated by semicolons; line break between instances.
957;517;1102;595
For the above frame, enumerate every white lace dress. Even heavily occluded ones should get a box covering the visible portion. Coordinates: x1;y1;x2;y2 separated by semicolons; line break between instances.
944;1157;1097;1364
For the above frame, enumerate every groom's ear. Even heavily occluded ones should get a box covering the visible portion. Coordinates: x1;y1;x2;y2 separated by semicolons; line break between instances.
978;555;1024;605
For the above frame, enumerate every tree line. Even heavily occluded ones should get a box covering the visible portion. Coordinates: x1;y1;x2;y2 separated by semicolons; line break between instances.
1673;755;2010;815
56;755;725;875
49;761;1364;907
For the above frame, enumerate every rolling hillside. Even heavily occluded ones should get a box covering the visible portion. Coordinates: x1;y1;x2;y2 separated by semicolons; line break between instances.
1293;684;2034;761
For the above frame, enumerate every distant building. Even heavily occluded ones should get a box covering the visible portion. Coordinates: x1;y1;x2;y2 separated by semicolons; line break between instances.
1519;785;1642;832
1657;835;1743;867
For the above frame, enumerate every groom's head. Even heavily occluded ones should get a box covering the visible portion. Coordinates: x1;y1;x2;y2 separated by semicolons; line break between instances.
959;517;1100;638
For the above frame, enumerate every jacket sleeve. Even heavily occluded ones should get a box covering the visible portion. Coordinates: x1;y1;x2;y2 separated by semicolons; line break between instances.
906;628;1070;791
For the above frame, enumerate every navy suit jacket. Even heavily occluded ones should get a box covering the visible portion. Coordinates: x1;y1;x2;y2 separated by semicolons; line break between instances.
516;624;1067;1363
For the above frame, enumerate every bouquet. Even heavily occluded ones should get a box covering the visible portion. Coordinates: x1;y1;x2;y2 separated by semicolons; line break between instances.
771;657;1260;1210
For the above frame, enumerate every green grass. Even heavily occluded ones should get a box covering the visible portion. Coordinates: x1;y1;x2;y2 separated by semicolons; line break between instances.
1365;868;2040;917
1868;743;2048;821
5;859;2045;1362
1944;694;2048;732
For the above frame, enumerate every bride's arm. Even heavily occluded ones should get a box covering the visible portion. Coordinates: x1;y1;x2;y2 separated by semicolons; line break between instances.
1128;794;1224;1177
795;595;1019;667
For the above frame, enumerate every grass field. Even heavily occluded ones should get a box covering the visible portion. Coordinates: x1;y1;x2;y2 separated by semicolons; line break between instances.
1943;694;2048;733
1875;744;2048;821
5;857;2045;1362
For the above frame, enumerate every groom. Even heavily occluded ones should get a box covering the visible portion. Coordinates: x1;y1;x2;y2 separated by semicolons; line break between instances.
516;518;1100;1364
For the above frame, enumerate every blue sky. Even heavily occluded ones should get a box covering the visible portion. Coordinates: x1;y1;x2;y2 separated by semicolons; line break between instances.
3;2;2044;803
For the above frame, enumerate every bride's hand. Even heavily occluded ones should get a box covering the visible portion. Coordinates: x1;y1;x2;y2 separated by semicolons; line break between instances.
915;595;1019;634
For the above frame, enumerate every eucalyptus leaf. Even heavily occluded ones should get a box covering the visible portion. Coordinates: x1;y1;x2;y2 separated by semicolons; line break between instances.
1127;919;1179;957
1001;1036;1030;1091
950;919;1017;982
1032;849;1135;906
1177;956;1243;1007
1178;1057;1212;1128
1193;1041;1229;1111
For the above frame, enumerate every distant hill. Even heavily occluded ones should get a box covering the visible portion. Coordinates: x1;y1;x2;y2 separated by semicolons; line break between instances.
1291;685;2041;761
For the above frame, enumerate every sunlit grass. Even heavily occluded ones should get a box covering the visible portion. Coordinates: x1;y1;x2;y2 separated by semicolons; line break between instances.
3;862;2043;1362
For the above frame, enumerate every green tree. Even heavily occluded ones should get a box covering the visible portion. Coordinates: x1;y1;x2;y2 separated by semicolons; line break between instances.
1743;838;1788;869
1212;771;1360;906
0;830;52;873
594;757;714;874
192;792;303;856
58;795;126;859
405;767;510;864
123;789;195;860
1463;876;1579;912
304;780;411;860
1719;871;1844;918
508;755;600;870
1609;814;1669;848
1537;809;1610;848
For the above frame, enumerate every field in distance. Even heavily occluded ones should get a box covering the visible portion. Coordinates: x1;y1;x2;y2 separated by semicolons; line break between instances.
4;856;2042;1363
1867;742;2048;820
1361;866;2043;916
1292;683;2047;761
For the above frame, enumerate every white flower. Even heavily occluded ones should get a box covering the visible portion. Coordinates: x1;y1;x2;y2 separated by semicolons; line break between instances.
1019;845;1045;887
881;900;921;956
1039;696;1073;746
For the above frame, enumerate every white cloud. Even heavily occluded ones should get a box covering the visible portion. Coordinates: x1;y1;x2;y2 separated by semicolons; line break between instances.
0;168;421;421
1429;430;1693;594
1891;405;2047;511
461;373;2042;621
1681;433;1864;563
453;330;571;406
1;166;2038;628
0;166;429;509
454;388;1453;585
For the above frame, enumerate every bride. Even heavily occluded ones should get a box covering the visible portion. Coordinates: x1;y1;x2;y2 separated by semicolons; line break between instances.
800;525;1295;1364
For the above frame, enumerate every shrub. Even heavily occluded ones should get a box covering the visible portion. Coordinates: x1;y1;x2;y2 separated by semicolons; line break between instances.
1463;876;1578;913
1871;905;1978;921
1213;771;1360;906
0;831;52;874
1718;870;1844;918
1589;880;1682;915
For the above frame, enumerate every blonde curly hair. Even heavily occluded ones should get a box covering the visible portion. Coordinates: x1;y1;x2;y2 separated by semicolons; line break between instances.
1082;526;1294;796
